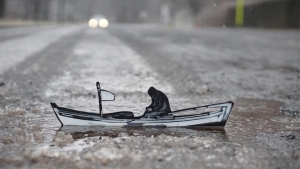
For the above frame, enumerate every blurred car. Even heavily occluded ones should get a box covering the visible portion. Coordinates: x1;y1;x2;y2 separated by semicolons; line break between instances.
88;15;109;28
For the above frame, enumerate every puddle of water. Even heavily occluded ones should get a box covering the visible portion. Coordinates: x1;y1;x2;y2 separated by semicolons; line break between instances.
32;97;299;151
226;98;300;143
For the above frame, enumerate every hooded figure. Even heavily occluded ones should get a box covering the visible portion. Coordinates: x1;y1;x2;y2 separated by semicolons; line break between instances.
143;87;171;118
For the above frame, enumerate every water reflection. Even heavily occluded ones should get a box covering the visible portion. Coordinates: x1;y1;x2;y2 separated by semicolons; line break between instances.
59;126;228;141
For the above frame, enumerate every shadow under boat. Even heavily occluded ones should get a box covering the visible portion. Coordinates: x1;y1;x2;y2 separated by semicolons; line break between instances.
58;126;228;141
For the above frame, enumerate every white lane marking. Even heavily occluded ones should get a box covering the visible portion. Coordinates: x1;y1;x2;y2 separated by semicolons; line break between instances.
45;28;173;114
0;26;81;74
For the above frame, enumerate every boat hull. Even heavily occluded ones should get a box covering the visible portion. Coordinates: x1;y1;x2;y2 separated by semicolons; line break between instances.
50;102;233;127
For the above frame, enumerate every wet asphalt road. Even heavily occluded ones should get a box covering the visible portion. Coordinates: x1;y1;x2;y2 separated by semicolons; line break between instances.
0;24;299;168
108;25;300;101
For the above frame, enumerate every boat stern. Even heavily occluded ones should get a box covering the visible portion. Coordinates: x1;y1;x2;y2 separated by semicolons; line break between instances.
219;101;234;126
206;101;234;127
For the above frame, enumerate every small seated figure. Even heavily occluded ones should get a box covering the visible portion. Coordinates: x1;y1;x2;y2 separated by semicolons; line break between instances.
143;87;172;118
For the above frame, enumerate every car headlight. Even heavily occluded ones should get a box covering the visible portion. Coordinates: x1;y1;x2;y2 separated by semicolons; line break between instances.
88;19;98;28
99;19;108;28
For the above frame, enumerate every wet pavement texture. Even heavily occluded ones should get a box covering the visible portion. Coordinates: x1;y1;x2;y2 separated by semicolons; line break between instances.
0;24;299;169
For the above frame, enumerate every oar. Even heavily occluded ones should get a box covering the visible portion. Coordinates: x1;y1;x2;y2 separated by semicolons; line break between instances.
171;105;208;114
171;101;233;114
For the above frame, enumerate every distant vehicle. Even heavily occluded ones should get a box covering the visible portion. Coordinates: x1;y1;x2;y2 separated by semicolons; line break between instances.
88;15;109;28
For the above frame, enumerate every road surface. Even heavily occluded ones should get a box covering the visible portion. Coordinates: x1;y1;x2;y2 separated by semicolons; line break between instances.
0;24;299;169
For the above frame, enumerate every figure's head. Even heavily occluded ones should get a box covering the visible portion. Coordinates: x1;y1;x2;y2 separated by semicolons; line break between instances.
148;87;157;96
